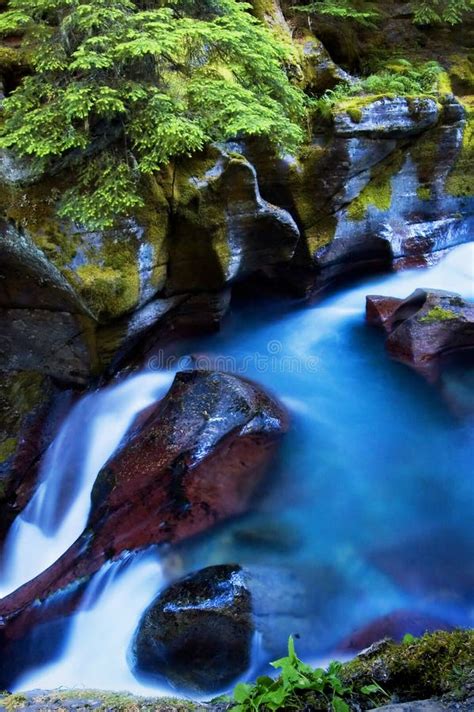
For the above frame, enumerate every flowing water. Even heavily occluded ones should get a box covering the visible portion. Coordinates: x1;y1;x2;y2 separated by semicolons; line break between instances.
1;244;473;694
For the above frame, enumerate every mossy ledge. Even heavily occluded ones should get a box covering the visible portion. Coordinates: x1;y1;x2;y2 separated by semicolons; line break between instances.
1;631;472;711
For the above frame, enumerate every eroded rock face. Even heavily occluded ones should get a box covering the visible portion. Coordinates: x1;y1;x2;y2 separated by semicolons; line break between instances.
0;224;97;384
366;289;474;382
166;148;300;295
132;564;253;693
0;371;288;649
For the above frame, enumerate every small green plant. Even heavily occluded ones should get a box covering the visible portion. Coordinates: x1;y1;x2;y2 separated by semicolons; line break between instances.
413;0;474;25
233;637;353;711
402;633;418;645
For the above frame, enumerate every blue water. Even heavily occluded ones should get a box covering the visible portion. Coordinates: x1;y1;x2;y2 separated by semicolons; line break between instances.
5;243;474;694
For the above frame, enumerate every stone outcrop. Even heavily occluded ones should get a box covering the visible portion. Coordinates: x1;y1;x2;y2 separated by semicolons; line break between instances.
0;371;288;656
366;289;474;382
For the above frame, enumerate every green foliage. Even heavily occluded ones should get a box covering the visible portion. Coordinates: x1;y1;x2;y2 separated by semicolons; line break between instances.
0;0;306;228
402;633;418;645
413;0;474;25
233;637;361;712
293;0;473;25
292;0;379;25
312;59;442;119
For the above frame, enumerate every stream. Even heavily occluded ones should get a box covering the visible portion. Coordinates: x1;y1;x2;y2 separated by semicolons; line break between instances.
1;243;473;695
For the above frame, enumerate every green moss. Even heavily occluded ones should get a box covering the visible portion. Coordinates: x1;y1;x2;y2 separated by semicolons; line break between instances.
335;94;393;121
347;107;362;122
448;54;474;95
411;128;441;188
417;185;432;200
446;97;474;198
306;213;337;255
341;630;474;704
1;693;28;712
73;264;137;320
347;150;404;221
0;691;198;712
420;306;458;322
0;437;17;464
438;71;453;97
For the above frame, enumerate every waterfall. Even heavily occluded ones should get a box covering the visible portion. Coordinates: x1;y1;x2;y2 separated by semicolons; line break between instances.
0;372;175;598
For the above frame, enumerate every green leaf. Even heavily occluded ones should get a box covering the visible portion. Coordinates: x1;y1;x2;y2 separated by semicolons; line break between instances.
361;683;383;694
332;696;351;712
233;682;253;703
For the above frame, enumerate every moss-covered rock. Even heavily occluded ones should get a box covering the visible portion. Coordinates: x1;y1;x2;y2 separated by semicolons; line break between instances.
166;147;299;295
0;369;63;539
340;630;474;708
0;690;202;712
446;98;474;198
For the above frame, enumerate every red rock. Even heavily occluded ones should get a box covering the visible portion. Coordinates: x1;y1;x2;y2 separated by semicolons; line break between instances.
366;295;404;332
0;370;288;645
336;610;454;653
366;289;474;383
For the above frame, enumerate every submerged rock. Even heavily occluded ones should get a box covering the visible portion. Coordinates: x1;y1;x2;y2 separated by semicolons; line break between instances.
366;289;474;382
132;564;253;693
0;371;288;657
336;610;455;653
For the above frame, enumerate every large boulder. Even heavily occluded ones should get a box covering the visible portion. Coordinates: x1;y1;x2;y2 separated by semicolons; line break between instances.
366;289;474;382
132;564;253;693
0;371;288;650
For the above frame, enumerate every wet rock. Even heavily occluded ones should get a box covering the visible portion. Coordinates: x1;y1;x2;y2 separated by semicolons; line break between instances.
336;610;454;653
132;564;253;693
0;371;288;651
334;97;439;138
366;289;474;382
0;371;72;541
299;34;350;94
366;295;404;331
0;223;98;384
166;147;300;295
